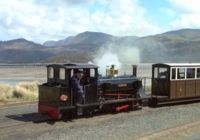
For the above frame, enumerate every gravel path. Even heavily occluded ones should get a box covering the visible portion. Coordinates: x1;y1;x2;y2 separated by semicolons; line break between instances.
0;103;37;118
1;102;200;140
138;120;200;140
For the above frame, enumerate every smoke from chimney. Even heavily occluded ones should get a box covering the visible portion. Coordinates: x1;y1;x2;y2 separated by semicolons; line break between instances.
93;44;140;75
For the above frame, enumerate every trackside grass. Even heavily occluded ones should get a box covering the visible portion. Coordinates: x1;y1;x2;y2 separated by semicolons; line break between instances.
0;81;39;102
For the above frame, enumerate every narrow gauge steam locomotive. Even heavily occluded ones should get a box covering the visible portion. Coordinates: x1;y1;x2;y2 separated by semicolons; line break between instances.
38;63;142;120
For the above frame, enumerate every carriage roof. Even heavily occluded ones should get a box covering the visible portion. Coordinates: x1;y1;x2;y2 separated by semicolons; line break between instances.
153;63;200;67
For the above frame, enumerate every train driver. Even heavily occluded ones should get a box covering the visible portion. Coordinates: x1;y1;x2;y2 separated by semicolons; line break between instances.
71;69;85;105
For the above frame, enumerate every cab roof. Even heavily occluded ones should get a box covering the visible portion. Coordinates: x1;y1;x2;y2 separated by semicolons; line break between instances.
47;63;98;69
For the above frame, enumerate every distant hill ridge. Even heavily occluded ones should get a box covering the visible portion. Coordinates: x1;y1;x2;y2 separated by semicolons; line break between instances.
1;29;200;63
43;31;115;47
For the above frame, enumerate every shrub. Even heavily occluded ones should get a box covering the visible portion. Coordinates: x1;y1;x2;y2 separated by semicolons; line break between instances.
0;84;13;101
0;81;39;102
13;81;39;100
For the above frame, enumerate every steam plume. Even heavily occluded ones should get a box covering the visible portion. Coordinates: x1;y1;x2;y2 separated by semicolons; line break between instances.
94;44;140;75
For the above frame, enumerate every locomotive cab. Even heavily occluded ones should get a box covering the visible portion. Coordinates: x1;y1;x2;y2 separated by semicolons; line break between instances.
38;63;98;119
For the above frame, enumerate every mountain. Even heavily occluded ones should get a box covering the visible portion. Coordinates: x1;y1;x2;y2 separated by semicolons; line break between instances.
0;38;52;63
44;31;115;48
1;29;200;63
137;29;200;62
43;36;74;47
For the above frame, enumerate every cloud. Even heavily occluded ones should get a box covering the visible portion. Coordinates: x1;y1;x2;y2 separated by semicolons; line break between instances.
169;0;200;13
0;0;161;43
168;0;200;28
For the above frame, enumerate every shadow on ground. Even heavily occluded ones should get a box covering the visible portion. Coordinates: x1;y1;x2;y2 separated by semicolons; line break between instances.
6;113;57;124
5;108;135;125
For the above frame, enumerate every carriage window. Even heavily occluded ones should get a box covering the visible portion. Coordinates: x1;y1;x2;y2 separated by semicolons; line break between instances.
48;67;54;79
187;68;195;79
158;68;168;79
59;68;65;80
177;68;185;79
197;68;200;78
171;68;176;80
154;67;158;78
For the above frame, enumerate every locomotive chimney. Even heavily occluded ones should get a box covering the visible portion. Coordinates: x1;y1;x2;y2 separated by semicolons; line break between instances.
132;65;137;77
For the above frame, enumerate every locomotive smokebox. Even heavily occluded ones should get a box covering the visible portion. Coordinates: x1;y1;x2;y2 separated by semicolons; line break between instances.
132;65;137;77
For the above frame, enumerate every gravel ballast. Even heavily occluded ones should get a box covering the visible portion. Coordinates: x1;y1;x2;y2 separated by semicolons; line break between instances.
1;102;200;140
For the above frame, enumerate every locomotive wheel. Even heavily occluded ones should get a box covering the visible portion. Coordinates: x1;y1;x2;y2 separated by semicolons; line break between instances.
131;100;142;110
58;113;63;120
84;109;94;117
102;104;116;113
47;110;63;120
148;98;157;107
62;110;76;120
131;93;142;110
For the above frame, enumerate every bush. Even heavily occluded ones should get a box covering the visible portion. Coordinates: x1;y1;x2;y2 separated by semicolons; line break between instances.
0;81;39;102
13;81;39;100
0;84;13;101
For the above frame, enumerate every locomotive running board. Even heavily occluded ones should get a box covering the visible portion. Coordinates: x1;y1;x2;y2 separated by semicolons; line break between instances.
76;98;149;108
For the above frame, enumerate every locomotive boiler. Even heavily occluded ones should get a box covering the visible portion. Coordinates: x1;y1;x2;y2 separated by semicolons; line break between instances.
98;65;142;110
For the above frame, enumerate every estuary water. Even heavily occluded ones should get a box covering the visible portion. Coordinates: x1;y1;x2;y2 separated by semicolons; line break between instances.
0;63;152;86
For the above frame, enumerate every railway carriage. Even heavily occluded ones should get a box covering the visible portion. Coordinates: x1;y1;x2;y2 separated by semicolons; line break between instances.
151;63;200;105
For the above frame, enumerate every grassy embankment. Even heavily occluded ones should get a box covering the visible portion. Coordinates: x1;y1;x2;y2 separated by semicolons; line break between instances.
0;81;39;103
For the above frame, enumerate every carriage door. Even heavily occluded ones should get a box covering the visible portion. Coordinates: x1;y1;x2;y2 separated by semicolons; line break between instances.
152;66;169;97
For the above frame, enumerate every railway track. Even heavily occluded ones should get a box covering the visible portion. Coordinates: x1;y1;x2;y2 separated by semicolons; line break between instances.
1;101;200;140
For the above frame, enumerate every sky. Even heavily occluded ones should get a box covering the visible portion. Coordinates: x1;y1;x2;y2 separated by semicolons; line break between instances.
1;0;200;43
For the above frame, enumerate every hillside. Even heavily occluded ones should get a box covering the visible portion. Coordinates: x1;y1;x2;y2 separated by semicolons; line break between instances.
0;39;53;63
1;29;200;63
137;29;200;62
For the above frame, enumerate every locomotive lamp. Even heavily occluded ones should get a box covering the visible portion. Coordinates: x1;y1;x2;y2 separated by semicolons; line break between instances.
106;64;118;77
60;94;68;101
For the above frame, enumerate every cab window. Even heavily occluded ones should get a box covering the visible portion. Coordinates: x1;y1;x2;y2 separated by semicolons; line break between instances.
90;69;95;78
48;67;54;79
59;68;65;80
